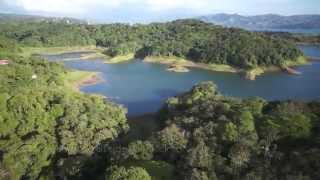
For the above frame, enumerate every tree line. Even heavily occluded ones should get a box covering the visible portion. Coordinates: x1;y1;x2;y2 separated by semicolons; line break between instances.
0;35;128;180
0;19;303;69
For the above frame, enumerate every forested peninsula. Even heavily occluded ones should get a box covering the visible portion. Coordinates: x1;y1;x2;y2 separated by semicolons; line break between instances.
0;19;305;78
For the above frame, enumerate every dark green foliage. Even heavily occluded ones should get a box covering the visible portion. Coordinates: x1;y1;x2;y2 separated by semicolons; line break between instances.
121;161;176;180
153;124;188;153
0;39;128;179
106;166;151;180
57;94;128;155
0;22;95;47
144;82;320;180
265;32;320;45
0;19;303;69
128;141;154;160
96;20;303;69
186;141;212;169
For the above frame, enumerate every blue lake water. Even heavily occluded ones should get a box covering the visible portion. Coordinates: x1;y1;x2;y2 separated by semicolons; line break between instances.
44;45;320;116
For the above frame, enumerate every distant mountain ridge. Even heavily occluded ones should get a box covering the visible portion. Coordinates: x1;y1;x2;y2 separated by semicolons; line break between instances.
0;13;88;24
199;13;320;30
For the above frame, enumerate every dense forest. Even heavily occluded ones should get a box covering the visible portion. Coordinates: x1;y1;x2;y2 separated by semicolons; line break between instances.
0;35;128;180
0;19;303;69
147;82;320;179
78;82;319;180
1;19;319;180
264;32;320;45
199;14;320;30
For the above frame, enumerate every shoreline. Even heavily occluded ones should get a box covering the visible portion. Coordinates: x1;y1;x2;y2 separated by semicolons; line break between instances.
296;42;320;46
74;73;103;89
21;46;99;57
104;53;135;64
65;71;104;92
80;52;109;60
143;56;238;73
21;46;111;60
307;56;320;61
25;46;310;81
143;55;308;80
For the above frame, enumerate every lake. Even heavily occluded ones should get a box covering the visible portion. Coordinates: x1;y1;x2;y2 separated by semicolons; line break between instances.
44;45;320;116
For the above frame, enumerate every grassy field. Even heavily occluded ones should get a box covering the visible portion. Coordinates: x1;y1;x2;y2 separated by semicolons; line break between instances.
64;70;99;91
20;46;101;57
104;53;135;64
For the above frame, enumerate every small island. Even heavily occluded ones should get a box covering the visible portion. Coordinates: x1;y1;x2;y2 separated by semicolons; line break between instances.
167;65;190;73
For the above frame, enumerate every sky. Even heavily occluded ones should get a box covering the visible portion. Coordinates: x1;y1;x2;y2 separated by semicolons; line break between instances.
0;0;319;23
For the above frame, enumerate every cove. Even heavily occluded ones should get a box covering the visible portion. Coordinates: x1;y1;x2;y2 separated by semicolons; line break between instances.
44;45;320;116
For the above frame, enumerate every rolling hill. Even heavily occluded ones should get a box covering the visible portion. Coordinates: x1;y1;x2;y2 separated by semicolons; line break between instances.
199;13;320;30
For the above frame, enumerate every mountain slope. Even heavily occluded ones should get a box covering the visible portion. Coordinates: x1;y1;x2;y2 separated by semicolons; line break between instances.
0;13;87;24
199;14;320;30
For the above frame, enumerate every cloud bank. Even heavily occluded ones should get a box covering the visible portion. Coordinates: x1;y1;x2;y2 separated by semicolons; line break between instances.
0;0;319;22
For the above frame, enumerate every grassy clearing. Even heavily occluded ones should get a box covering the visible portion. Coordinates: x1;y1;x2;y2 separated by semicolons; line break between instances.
64;70;98;91
123;160;177;180
144;56;192;65
205;63;238;72
104;53;135;64
20;46;100;57
284;56;308;67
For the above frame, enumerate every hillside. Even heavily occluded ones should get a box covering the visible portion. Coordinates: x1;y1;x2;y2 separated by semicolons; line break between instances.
0;19;304;74
199;13;320;30
99;82;320;180
0;13;87;24
0;35;128;180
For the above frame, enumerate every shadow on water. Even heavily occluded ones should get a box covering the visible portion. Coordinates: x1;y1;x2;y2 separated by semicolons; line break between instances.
153;89;181;97
122;100;165;117
118;89;181;116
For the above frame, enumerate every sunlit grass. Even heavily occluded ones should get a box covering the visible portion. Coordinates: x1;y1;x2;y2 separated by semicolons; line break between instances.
104;53;135;64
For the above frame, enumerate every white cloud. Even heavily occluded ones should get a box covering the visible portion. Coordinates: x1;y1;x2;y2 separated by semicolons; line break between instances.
2;0;224;14
4;0;121;14
1;0;318;21
145;0;213;11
